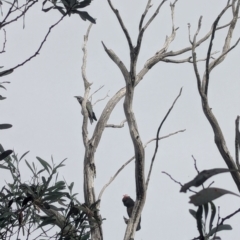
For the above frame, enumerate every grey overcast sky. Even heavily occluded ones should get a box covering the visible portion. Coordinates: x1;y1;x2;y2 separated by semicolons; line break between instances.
1;0;240;239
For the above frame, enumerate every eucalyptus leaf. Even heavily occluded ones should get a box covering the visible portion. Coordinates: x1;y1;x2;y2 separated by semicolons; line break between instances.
181;168;238;193
0;150;13;160
0;69;13;77
207;224;232;237
19;151;30;162
36;157;52;174
0;124;12;130
189;188;240;206
209;202;216;232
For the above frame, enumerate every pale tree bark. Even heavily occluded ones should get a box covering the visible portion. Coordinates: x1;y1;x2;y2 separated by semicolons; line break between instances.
191;0;240;191
78;0;240;239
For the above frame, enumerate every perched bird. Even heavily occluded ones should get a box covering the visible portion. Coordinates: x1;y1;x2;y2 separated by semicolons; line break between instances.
122;194;141;231
75;96;97;124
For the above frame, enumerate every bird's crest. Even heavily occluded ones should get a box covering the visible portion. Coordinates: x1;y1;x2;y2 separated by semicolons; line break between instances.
123;194;129;199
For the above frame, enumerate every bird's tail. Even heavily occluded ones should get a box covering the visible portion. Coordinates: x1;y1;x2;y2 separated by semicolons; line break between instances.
136;222;141;231
92;112;97;121
136;216;141;231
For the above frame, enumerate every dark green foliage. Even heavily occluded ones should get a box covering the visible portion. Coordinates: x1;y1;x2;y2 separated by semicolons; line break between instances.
0;145;100;240
189;201;232;239
42;0;96;23
0;150;13;160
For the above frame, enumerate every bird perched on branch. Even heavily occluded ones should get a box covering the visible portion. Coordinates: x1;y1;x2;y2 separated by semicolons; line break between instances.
122;194;141;231
75;96;97;124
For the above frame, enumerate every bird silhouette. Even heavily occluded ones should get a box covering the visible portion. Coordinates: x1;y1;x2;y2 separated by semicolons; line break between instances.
75;96;97;124
122;194;141;231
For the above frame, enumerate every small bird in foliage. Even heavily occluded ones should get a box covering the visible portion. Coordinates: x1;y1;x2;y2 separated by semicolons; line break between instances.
122;194;141;231
75;96;97;124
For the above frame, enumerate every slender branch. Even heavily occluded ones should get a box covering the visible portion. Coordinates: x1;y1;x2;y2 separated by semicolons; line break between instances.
97;129;185;201
80;24;102;240
235;116;240;170
82;23;93;89
192;155;200;174
192;155;205;189
191;16;204;97
89;85;104;101
105;119;127;128
205;16;220;95
146;88;183;188
139;0;152;31
101;42;129;81
0;28;6;54
220;208;240;225
162;171;183;188
142;0;167;31
8;14;66;72
170;0;178;33
188;23;193;44
93;91;110;106
202;2;237;91
81;24;93;146
209;37;240;71
0;0;17;27
162;171;197;193
190;0;240;192
106;0;133;51
161;51;218;64
1;0;37;28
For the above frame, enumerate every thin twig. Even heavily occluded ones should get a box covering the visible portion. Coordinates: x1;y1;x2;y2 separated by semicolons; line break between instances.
220;207;240;225
0;29;6;54
162;171;182;187
188;23;193;44
205;16;221;95
139;0;152;31
105;119;127;128
162;171;197;194
192;155;200;174
97;129;185;201
93;91;110;106
107;0;133;51
1;0;37;28
161;51;218;64
9;14;66;72
89;85;104;101
146;88;183;188
235;116;240;170
82;23;93;89
142;0;167;31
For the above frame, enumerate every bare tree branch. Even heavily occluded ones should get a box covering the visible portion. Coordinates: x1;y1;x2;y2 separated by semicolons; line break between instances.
0;28;6;53
146;88;182;188
105;119;127;128
235;116;240;170
161;51;218;64
7;14;66;72
139;0;152;31
191;0;240;192
93;91;110;106
220;207;240;225
162;171;197;193
80;24;103;240
205;16;220;95
101;42;129;81
97;129;185;201
192;155;200;174
0;0;38;28
89;85;104;101
202;1;238;92
162;171;183;188
141;0;167;32
106;0;133;51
